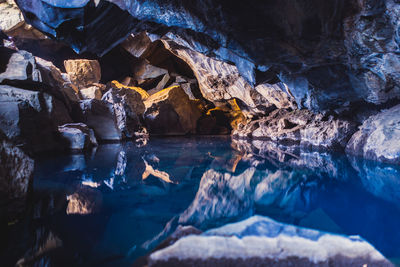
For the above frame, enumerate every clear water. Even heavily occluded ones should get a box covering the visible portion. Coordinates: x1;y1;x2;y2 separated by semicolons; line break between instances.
2;137;400;266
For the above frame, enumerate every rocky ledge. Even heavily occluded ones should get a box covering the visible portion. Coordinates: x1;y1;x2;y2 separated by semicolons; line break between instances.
145;216;392;267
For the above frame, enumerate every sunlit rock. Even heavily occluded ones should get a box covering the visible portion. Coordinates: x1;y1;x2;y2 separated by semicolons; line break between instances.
64;59;101;89
58;123;97;152
79;85;102;100
66;187;102;215
346;104;400;164
143;85;201;135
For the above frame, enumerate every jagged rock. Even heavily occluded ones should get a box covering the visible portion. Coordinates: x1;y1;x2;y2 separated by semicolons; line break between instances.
143;85;201;135
102;84;146;139
0;0;24;33
64;59;101;89
148;216;392;267
79;99;121;141
346;104;400;164
58;123;97;152
0;84;72;152
0;47;40;83
121;32;152;58
255;82;297;109
234;109;356;150
134;59;168;81
35;57;80;103
0;136;34;221
80;85;102;100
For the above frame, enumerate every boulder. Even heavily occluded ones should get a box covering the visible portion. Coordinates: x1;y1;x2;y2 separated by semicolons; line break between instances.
148;216;393;267
234;109;356;150
0;84;72;152
79;99;121;141
64;59;101;89
0;0;24;33
58;123;97;152
0;136;34;222
346;104;400;164
80;85;102;100
143;85;202;135
102;84;146;139
0;47;40;83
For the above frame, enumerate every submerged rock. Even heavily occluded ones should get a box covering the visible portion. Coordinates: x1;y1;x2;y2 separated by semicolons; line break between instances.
143;85;201;135
346;104;400;164
58;123;97;152
66;186;102;215
148;216;392;267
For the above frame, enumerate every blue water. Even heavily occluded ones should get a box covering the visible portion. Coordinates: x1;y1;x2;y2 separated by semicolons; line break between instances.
3;137;400;266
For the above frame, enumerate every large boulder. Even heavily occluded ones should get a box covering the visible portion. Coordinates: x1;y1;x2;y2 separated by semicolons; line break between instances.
148;216;392;267
102;84;146;139
79;99;121;141
0;84;71;152
234;109;356;150
143;85;201;135
58;123;97;152
346;104;400;164
64;59;101;89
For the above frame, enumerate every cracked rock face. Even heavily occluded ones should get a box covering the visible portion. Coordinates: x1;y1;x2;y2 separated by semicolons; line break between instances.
13;0;400;113
346;104;400;164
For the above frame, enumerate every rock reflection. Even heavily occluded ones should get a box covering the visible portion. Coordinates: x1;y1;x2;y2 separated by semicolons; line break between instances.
6;137;400;266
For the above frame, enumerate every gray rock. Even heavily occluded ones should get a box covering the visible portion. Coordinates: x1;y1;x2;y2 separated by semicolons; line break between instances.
102;86;146;139
0;84;72;152
234;109;356;150
149;216;392;267
0;48;40;83
58;123;97;152
346;104;400;164
79;99;121;141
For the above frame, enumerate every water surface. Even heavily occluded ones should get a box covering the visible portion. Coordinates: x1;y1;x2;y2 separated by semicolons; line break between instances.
2;137;400;266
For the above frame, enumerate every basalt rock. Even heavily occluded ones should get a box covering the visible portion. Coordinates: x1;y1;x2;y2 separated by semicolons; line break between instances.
234;109;356;151
102;84;146;139
143;85;201;135
13;0;400;114
148;216;392;267
346;104;400;164
79;85;102;100
58;123;97;152
0;84;71;152
64;59;101;89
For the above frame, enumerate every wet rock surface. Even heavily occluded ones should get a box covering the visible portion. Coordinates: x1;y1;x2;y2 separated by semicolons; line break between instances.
346;104;400;164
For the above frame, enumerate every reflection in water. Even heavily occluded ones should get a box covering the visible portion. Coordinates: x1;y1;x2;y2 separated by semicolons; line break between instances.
2;137;400;266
